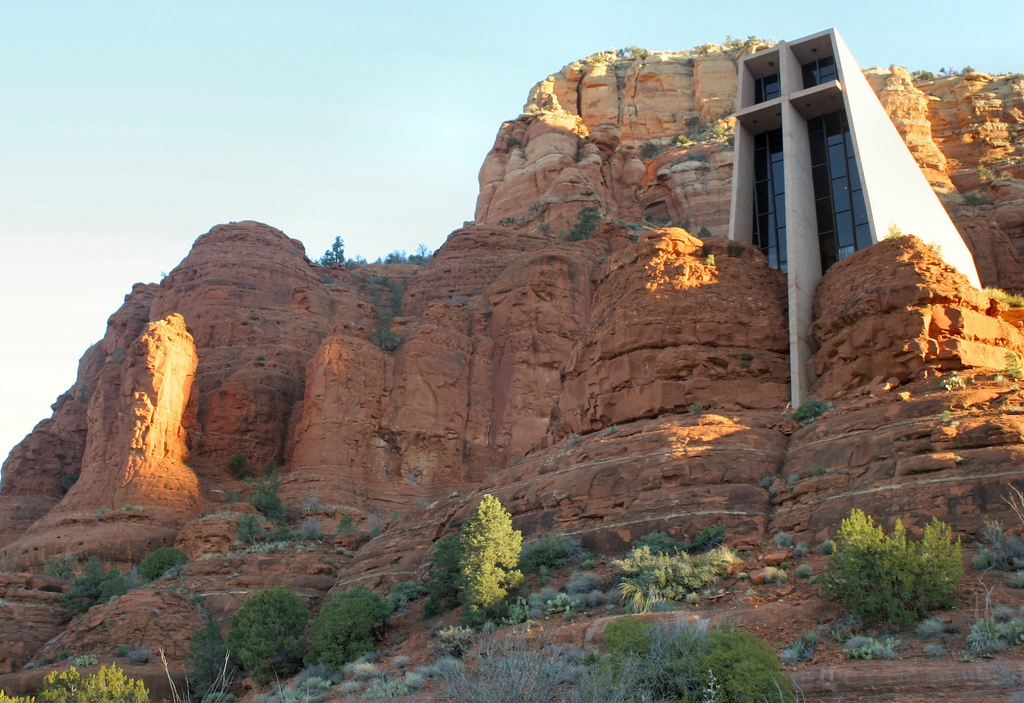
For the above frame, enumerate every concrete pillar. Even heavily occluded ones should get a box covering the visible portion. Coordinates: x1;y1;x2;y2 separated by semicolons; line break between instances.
781;99;822;409
728;123;755;243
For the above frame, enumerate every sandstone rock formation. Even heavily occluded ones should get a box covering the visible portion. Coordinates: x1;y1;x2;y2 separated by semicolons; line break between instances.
3;42;1024;697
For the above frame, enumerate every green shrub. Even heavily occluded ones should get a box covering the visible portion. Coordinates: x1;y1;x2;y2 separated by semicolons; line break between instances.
227;586;309;681
638;142;660;160
318;236;345;266
631;530;681;556
614;546;735;612
228;453;251;479
986;288;1024;309
974;548;996;570
371;327;400;352
820;509;963;626
187;620;231;699
818;539;835;555
792;397;829;425
460;495;523;615
336;514;357;533
138;547;188;582
60;473;78;494
423;534;465;617
306;586;392;669
520;534;584;573
250;472;287;524
581;619;792;703
695;525;725;552
977;165;996;183
774;531;794;548
568;206;601;241
781;631;818;665
980;520;1024;570
36;665;148;703
44;554;76;581
842;636;900;660
436;626;476;658
61;557;128;616
361;681;408;699
0;692;35;703
386;580;427;612
234;513;264;545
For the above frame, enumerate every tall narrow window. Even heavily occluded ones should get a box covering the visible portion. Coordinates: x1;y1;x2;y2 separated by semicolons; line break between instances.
807;110;868;272
802;56;837;89
752;128;786;272
754;73;780;104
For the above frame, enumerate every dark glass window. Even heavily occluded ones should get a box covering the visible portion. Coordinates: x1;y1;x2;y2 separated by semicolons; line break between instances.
754;73;780;104
751;128;787;272
802;55;836;89
807;109;868;272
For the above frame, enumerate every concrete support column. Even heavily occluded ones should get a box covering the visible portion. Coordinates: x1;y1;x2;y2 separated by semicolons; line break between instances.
781;100;821;408
728;124;755;243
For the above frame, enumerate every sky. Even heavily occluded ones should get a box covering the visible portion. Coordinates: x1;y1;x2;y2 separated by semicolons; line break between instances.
1;0;1022;469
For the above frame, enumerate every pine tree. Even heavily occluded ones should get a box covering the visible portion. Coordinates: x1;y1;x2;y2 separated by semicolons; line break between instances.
459;494;523;613
318;236;345;266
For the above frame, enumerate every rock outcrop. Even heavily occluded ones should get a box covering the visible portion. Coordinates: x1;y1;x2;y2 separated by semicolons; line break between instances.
1;312;200;570
3;42;1024;699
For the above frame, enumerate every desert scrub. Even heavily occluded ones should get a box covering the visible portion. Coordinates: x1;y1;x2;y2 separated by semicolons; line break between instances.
423;534;464;616
842;636;900;660
305;586;391;669
385;580;427;611
578;618;792;703
792;397;830;424
187;620;230;700
519;533;584;574
781;631;818;665
227;586;309;681
630;530;683;555
820;509;962;626
138;547;188;581
61;556;128;616
35;665;148;703
614;545;736;613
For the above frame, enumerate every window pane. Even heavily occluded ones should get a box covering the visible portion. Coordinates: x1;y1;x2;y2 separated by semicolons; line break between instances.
775;195;787;226
754;132;767;149
848;158;862;190
802;63;817;89
852;192;868;225
756;181;770;213
810;134;827;166
754;151;768;181
771;160;785;186
828;144;847;176
836;211;854;248
778;226;787;262
824;111;842;137
855;223;872;250
768;128;784;154
812;165;830;198
832;177;851;212
816;198;834;232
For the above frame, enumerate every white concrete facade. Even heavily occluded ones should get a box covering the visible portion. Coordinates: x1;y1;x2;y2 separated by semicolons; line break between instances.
727;28;982;408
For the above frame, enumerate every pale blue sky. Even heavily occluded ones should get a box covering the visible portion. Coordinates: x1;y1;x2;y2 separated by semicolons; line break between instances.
1;0;1021;467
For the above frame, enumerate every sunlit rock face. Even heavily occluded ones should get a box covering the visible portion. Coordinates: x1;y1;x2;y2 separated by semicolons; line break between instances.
0;313;200;570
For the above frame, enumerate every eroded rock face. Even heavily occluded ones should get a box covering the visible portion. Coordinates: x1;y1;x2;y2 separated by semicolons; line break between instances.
36;588;205;663
0;573;69;674
558;230;789;436
0;314;200;570
810;236;1024;400
0;285;157;548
